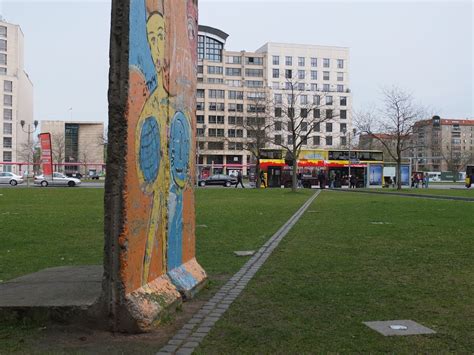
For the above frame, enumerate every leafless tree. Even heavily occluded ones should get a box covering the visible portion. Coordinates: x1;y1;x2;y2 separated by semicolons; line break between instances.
272;78;334;191
356;86;425;190
51;134;66;172
437;138;473;182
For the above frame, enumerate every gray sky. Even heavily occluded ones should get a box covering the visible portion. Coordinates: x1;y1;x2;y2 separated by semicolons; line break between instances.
1;0;473;125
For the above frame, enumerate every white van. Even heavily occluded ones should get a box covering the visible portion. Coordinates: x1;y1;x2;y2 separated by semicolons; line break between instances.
427;172;441;182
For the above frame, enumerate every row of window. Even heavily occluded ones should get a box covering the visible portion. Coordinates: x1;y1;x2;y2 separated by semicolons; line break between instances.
275;94;347;106
225;55;264;65
272;56;344;69
198;141;244;151
197;94;347;107
273;69;344;81
197;102;267;112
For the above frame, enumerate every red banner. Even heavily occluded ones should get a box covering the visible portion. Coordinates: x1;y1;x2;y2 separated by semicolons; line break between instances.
38;133;53;179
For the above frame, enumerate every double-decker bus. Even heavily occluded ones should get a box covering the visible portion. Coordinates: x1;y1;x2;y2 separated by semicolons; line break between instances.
259;148;384;188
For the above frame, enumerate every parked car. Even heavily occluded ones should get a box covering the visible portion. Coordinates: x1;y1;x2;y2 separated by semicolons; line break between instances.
34;172;82;187
198;174;237;187
0;172;24;186
65;172;83;179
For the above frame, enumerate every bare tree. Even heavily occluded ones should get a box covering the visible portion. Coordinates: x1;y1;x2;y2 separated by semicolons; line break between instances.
272;78;334;191
51;134;66;172
437;138;473;182
237;87;275;188
356;86;425;190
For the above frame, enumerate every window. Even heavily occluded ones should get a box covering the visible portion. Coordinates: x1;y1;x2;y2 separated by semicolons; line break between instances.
275;107;282;117
301;122;308;131
287;94;294;104
326;96;333;105
228;142;243;150
245;68;263;77
300;95;308;105
323;84;330;92
298;82;305;91
288;135;294;144
340;110;347;119
301;136;307;145
311;57;317;67
311;83;318;91
0;53;6;65
326;109;333;119
313;95;321;105
285;82;292;90
285;56;292;66
247;91;265;100
298;70;305;79
209;102;225;111
208;77;224;84
337;85;344;92
4;80;12;93
226;68;241;76
301;108;308;118
323;58;330;68
337;59;344;68
314;109;321;119
236;129;244;137
197;115;204;123
323;71;330;80
272;68;279;78
3;151;12;162
274;121;282;131
228;116;243;125
337;72;344;81
311;70;317;80
227;129;236;137
208;142;224;150
340;137;347;146
246;80;263;88
226;56;241;64
275;135;282;145
313;122;320;132
0;40;6;52
326;122;333;132
196;102;204;110
209;89;225;99
272;82;280;89
196;89;204;98
0;26;6;38
313;136;320;145
246;57;263;65
226;79;241;87
0;67;6;75
274;93;282;104
3;108;12;120
340;123;347;132
326;136;333;146
208;129;224;137
288;107;295;118
3;137;12;148
247;104;265;113
340;97;347;106
207;66;223;74
298;57;305;66
208;115;224;124
196;128;205;137
272;55;280;65
285;69;292;79
3;94;12;106
228;90;243;100
3;122;12;134
204;36;224;62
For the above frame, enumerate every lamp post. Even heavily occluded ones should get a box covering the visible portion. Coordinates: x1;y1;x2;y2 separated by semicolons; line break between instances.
20;119;39;187
343;128;357;188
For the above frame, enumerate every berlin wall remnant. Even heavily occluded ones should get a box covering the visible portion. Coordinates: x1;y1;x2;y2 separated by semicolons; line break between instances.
103;0;206;332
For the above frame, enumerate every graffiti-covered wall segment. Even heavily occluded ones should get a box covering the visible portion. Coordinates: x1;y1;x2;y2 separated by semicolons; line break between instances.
103;0;206;332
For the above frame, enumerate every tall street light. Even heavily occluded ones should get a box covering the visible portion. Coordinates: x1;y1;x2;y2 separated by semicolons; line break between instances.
343;127;357;188
20;120;39;187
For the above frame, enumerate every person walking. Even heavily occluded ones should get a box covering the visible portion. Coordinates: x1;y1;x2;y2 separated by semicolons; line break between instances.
297;172;303;188
329;170;335;188
318;170;325;189
260;170;266;188
350;174;357;188
235;170;245;188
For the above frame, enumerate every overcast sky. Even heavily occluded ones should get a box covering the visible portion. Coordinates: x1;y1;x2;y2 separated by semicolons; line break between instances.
1;0;473;125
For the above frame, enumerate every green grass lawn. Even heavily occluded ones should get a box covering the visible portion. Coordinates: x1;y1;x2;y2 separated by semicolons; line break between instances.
0;187;313;351
363;187;474;198
197;191;474;353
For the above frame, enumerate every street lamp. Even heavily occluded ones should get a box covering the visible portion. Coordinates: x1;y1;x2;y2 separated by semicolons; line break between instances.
343;127;357;188
20;119;39;187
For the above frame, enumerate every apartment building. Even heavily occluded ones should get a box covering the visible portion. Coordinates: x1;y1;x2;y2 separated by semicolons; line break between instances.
0;19;34;173
412;116;474;172
197;25;352;176
41;120;105;174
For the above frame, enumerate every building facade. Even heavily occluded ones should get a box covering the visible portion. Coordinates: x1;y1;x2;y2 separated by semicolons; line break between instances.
0;19;34;173
197;25;352;176
40;120;105;174
412;116;474;172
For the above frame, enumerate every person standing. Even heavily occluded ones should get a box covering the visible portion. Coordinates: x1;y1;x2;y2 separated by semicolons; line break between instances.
318;170;325;189
235;170;245;188
329;170;335;188
260;170;266;188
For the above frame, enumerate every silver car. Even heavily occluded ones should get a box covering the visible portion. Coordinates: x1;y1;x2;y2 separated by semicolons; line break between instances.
0;172;24;186
34;172;82;187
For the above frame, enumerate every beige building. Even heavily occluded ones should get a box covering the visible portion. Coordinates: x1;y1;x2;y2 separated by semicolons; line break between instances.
40;120;105;174
196;25;352;176
0;19;34;174
412;116;474;172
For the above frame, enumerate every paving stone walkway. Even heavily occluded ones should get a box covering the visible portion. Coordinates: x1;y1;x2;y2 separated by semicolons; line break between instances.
157;190;321;355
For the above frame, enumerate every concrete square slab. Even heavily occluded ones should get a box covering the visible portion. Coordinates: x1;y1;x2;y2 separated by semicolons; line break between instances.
233;251;255;257
363;320;436;336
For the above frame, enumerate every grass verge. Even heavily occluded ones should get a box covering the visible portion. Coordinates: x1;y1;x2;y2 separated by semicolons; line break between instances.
197;190;474;353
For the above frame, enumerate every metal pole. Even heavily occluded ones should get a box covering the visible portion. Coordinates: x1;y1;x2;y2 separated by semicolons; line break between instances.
348;132;351;188
26;126;30;187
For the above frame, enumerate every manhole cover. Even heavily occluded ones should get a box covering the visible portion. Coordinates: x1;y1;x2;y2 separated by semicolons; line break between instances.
363;320;436;336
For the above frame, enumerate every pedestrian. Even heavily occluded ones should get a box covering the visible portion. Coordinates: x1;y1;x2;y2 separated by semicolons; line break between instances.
318;170;325;189
297;172;303;188
260;170;266;188
424;174;429;188
329;170;335;188
235;170;244;188
350;174;357;188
